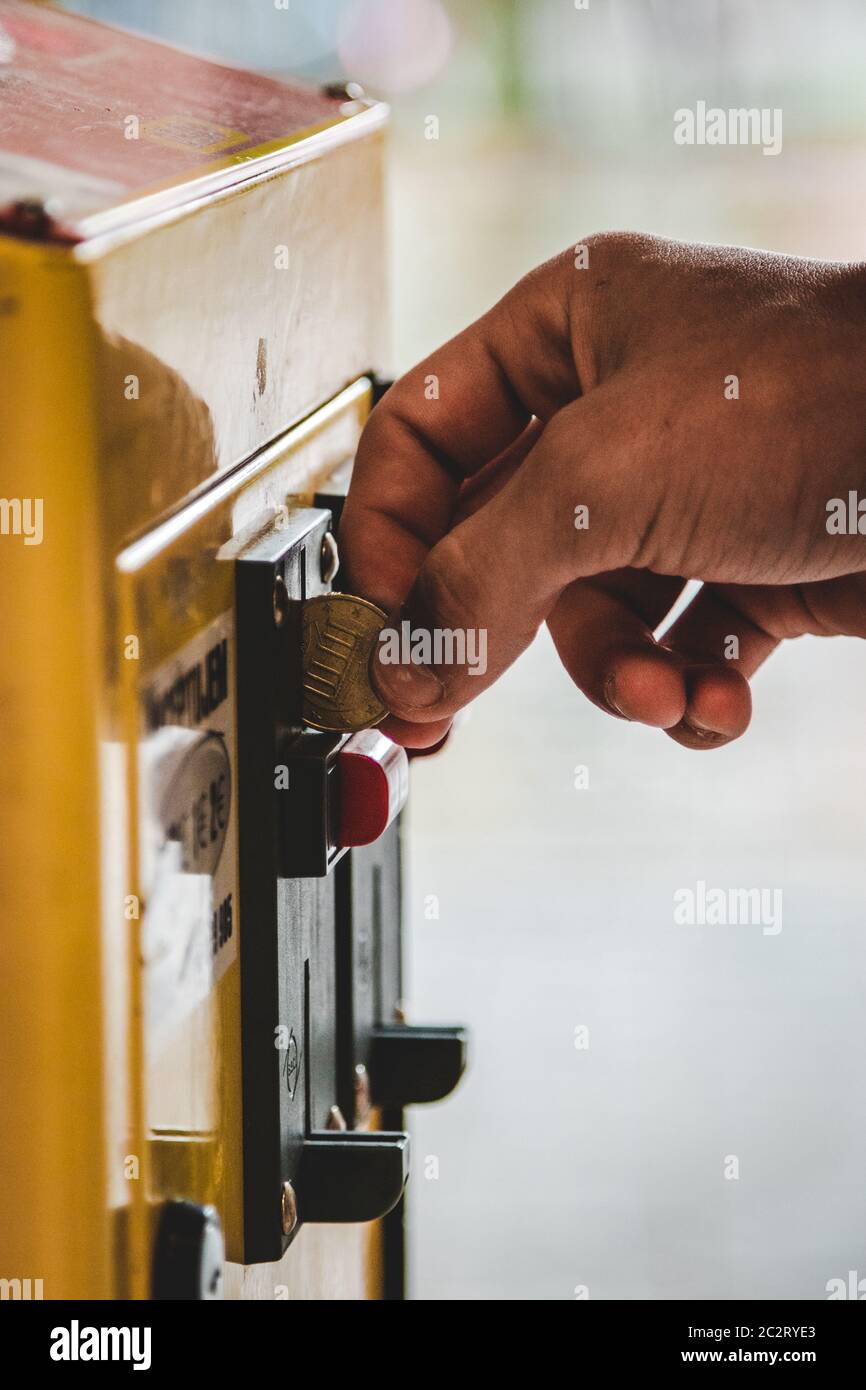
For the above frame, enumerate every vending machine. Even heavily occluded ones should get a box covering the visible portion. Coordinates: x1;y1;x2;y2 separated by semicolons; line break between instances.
0;0;464;1301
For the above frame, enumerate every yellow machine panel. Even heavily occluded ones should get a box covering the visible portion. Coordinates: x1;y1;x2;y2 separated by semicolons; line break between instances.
0;0;390;1303
0;0;465;1303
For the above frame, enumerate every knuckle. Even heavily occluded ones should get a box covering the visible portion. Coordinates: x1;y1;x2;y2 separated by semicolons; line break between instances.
578;228;664;267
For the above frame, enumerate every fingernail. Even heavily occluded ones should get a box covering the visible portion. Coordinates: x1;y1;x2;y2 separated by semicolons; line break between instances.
603;672;630;720
374;654;444;711
681;716;726;743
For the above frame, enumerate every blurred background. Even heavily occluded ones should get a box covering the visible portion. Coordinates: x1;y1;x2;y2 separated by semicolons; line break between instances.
64;0;866;1300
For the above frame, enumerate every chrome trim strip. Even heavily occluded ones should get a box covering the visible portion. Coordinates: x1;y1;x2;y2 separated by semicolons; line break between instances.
116;376;370;573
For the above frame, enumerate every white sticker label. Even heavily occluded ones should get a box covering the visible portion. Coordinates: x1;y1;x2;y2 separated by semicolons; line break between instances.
139;611;237;1050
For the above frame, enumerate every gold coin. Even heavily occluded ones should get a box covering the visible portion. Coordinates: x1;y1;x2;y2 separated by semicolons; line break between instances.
302;593;389;732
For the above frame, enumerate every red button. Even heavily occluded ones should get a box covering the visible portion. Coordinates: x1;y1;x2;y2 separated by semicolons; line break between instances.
337;730;409;848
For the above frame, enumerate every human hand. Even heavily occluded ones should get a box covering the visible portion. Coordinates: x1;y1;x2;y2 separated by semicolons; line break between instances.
340;233;866;749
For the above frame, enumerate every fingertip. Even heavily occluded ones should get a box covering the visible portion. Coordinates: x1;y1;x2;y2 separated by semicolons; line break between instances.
603;648;687;729
377;713;454;749
372;650;445;716
665;663;752;750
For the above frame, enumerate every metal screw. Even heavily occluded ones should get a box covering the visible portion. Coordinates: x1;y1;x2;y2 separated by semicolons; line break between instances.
281;1181;298;1237
354;1063;371;1126
273;574;290;628
321;80;366;102
320;531;340;585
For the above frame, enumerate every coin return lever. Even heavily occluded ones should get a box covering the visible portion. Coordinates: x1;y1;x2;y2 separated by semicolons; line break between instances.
280;728;408;877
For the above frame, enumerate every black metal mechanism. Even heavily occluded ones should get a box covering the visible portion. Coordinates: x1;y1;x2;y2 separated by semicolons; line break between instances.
371;374;395;408
314;459;355;537
235;508;410;1263
277;728;350;879
234;490;467;1280
297;1131;409;1223
152;1201;224;1300
333;824;467;1124
332;819;467;1300
370;1025;467;1107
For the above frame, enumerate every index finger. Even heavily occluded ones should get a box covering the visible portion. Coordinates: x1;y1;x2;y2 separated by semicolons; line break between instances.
339;251;583;611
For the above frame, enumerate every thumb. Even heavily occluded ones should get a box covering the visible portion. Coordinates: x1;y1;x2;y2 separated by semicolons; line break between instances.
371;394;639;722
